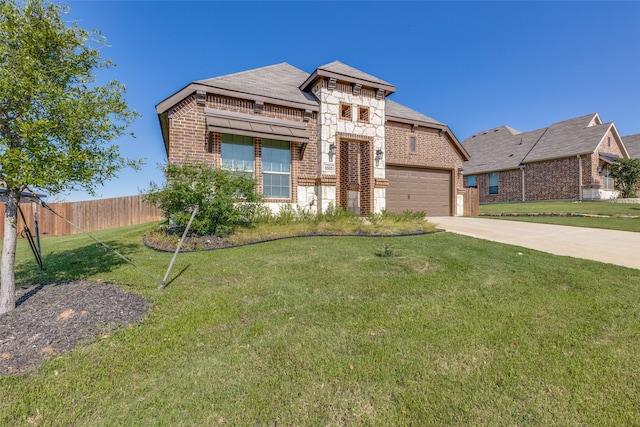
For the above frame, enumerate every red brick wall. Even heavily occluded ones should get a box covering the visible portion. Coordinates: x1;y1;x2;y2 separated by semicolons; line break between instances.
385;121;465;191
474;169;522;203
167;93;318;201
474;156;585;203
525;157;580;201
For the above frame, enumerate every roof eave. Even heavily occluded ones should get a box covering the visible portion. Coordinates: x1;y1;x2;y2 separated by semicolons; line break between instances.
385;115;444;129
300;69;396;96
156;83;320;116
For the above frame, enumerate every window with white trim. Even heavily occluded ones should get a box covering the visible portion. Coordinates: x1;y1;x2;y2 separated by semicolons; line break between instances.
262;139;291;198
602;165;614;190
488;172;499;194
221;134;254;175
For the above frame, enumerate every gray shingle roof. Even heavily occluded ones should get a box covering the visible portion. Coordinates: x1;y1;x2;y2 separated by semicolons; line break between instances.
196;62;318;107
462;126;544;174
385;100;444;126
462;113;612;175
622;134;640;158
316;60;394;88
524;114;608;162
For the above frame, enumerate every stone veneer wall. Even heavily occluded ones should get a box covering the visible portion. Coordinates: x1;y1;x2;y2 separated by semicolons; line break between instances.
312;82;386;214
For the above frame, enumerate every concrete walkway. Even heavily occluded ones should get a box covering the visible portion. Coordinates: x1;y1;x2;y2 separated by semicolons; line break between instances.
428;216;640;270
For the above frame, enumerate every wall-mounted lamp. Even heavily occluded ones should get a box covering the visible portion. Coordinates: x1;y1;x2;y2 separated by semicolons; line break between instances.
375;149;384;166
458;167;464;175
329;143;337;162
439;129;445;137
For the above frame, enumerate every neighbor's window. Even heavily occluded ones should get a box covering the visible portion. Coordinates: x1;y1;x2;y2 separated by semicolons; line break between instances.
358;106;369;123
488;172;499;194
409;136;416;152
262;139;291;198
466;175;477;187
602;165;614;190
340;103;352;120
221;134;254;174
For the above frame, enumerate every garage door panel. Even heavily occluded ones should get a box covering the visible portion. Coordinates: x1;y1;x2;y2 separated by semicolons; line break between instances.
386;167;451;216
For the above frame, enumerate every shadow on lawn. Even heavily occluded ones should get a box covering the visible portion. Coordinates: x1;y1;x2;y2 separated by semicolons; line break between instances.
16;240;139;286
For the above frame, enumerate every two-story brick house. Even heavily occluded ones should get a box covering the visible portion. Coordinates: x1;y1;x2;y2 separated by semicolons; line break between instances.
156;61;469;216
461;113;630;203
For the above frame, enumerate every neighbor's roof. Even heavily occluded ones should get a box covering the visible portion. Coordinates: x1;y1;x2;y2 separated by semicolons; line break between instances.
462;113;626;175
622;134;640;158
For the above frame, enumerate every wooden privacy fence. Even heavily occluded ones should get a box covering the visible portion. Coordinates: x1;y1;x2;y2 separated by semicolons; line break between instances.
459;187;480;216
0;194;164;237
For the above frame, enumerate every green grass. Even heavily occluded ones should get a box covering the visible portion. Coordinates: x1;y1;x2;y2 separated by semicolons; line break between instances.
480;201;640;232
3;222;640;425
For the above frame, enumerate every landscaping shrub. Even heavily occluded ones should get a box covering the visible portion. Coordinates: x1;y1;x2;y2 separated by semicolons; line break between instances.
144;162;263;236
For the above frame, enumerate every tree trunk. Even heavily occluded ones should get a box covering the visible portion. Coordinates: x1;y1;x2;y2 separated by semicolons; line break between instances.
0;189;19;314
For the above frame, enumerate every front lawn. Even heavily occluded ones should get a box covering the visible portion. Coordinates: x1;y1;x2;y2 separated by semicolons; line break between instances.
480;201;640;232
2;222;640;425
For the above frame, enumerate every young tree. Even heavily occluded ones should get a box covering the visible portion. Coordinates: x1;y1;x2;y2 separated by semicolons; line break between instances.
609;158;640;199
0;0;141;314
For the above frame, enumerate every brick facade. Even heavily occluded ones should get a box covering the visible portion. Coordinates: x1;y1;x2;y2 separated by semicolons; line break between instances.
385;121;465;192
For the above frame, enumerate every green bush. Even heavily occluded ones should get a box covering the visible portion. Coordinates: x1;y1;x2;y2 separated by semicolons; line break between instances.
144;162;263;236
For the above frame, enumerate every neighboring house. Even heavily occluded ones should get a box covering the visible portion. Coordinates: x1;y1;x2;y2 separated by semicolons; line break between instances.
621;134;640;195
622;134;640;159
156;61;469;216
461;113;630;203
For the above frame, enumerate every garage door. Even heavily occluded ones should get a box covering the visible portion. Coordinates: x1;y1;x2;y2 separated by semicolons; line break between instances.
386;166;451;216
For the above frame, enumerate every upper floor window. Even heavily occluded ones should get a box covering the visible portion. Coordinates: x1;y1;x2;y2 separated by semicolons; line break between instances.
262;139;291;199
409;136;416;152
358;107;369;123
221;134;254;174
340;103;352;120
488;172;499;194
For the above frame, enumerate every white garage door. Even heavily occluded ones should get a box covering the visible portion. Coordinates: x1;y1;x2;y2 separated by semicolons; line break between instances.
386;166;452;216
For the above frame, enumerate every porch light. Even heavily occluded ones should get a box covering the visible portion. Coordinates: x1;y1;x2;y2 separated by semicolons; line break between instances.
375;149;384;166
329;143;337;162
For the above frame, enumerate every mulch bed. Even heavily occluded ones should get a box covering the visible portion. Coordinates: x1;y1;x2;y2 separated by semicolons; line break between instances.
0;281;149;376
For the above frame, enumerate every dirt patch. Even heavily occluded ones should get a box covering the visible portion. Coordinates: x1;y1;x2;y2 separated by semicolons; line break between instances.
0;281;149;376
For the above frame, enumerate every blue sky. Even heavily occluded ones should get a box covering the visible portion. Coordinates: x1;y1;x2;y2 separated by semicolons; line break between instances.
59;0;640;201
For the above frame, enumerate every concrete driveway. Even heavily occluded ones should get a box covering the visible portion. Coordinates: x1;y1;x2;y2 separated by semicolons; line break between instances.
428;216;640;270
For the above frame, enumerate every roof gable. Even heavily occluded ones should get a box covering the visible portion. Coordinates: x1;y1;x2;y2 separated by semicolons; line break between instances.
524;114;604;162
300;60;396;95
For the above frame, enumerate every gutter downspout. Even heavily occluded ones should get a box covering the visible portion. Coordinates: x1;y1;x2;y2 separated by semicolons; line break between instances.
577;155;583;201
